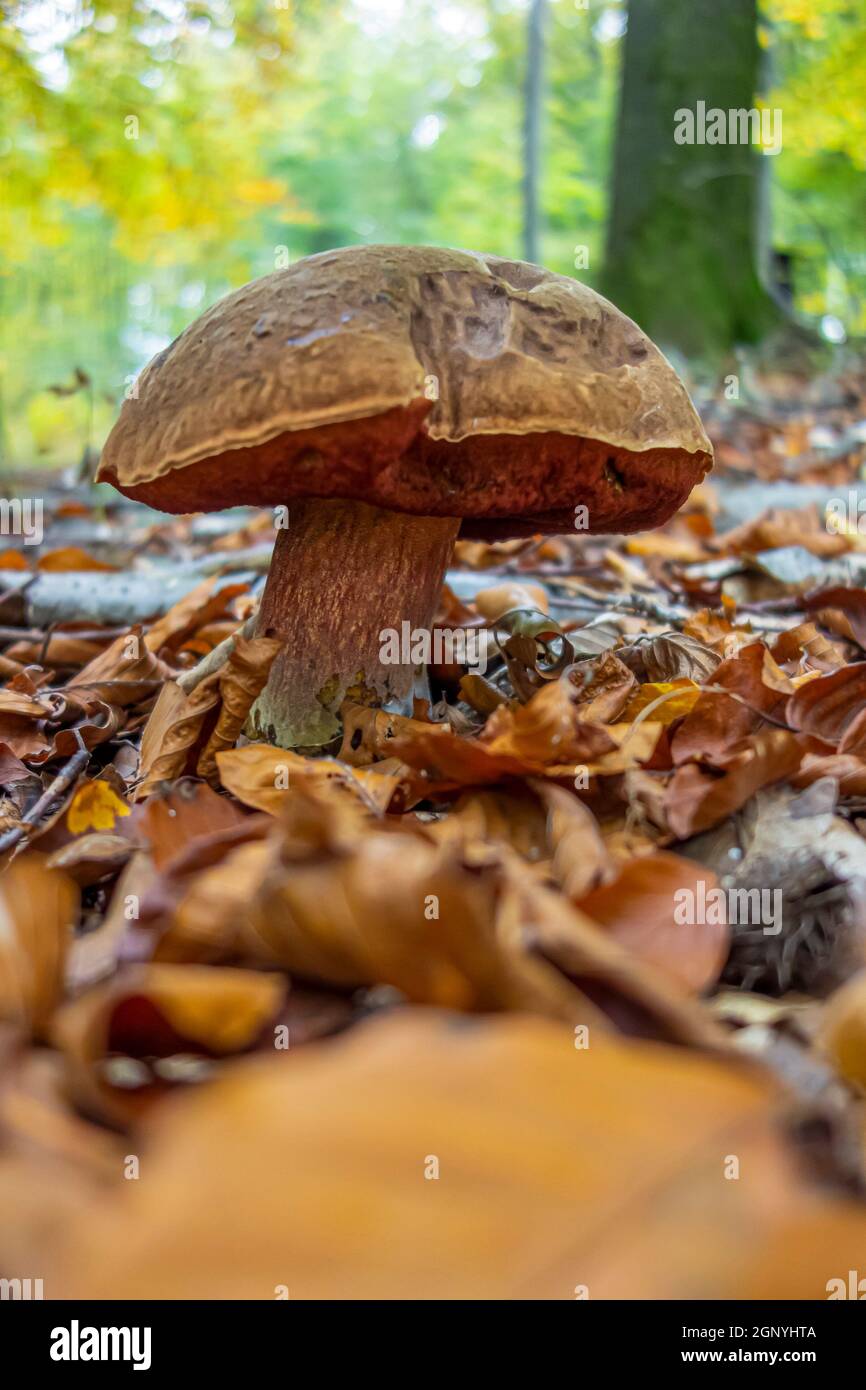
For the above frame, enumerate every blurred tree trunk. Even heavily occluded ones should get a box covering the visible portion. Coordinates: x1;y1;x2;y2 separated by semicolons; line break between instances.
603;0;782;356
523;0;545;264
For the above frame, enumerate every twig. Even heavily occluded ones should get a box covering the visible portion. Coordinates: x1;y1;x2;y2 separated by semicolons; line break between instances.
547;586;690;626
0;743;91;858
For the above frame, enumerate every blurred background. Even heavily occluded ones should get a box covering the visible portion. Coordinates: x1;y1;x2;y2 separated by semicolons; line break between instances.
2;0;865;470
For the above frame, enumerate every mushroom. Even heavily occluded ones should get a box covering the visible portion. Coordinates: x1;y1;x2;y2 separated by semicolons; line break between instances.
98;245;712;748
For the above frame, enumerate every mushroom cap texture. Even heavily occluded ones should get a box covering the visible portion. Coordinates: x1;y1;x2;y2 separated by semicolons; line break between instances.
98;244;712;536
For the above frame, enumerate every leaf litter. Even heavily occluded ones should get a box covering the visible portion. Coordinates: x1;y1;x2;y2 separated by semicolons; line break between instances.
4;386;866;1296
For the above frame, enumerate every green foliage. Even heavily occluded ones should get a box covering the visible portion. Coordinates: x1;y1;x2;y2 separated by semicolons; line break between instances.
1;0;865;464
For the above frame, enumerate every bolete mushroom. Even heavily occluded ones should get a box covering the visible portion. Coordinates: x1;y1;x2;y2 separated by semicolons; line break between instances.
98;245;712;748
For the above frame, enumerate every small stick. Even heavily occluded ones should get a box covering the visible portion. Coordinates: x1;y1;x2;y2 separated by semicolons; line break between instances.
0;744;91;858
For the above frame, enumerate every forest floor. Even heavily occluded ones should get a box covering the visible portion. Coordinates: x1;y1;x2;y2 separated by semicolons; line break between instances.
3;365;866;1298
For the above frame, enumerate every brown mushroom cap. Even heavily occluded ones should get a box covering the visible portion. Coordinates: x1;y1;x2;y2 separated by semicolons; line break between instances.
98;244;712;536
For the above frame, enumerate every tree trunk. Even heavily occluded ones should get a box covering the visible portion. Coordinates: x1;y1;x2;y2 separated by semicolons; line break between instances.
603;0;782;356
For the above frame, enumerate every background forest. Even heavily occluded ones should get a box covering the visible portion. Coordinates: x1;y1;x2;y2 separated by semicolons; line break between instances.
2;0;865;468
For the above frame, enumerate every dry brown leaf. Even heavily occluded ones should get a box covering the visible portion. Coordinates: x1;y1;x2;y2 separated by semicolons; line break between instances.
0;856;78;1036
627;630;722;683
821;970;866;1089
69;626;174;706
666;730;805;839
246;818;579;1018
37;547;118;572
338;702;434;767
770;621;845;673
132;781;246;868
574;852;730;993
786;662;866;746
47;833;132;887
715;504;849;558
671;643;790;767
196;635;282;781
531;781;614;899
572;651;636;722
153;839;274;965
134;678;220;799
67;851;156;991
391;679;616;790
804;586;866;650
144;577;247;654
52;963;285;1125
40;1010;866;1299
216;744;389;818
425;787;550;862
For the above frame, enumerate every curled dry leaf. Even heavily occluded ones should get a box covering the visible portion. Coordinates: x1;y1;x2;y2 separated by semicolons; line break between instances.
216;744;390;818
624;630;722;683
135;679;221;800
804;586;866;651
52;963;286;1126
571;651;636;722
786;662;866;746
195;635;282;781
41;1011;866;1299
0;856;78;1036
135;636;284;798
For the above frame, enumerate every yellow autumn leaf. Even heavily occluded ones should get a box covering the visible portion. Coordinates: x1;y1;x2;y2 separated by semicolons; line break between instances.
621;680;702;724
66;782;131;835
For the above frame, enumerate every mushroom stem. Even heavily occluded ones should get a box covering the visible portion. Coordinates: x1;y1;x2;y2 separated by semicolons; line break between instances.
248;498;459;748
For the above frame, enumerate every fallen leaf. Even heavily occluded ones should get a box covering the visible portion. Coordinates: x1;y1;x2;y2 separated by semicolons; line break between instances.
195;635;282;782
0;857;78;1036
666;731;805;839
786;662;866;745
621;679;702;724
52;963;285;1125
574;852;730;993
40;1011;866;1299
822;971;866;1089
37;547;118;572
66;781;131;835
